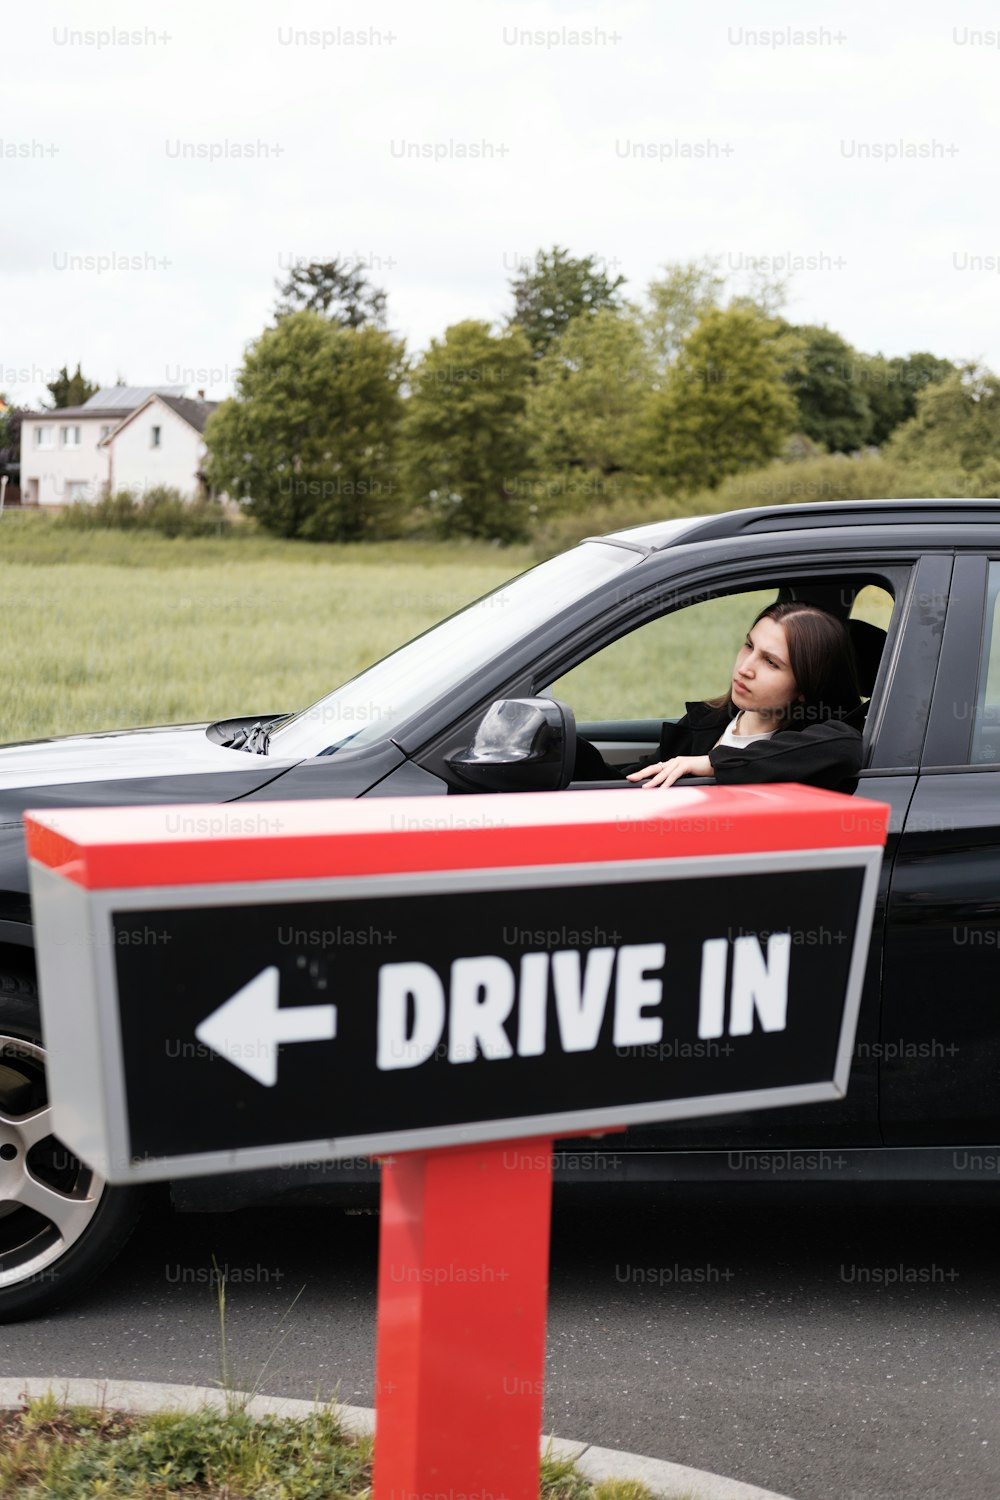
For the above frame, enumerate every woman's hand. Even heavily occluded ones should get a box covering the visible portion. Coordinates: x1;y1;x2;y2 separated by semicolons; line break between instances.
626;755;714;789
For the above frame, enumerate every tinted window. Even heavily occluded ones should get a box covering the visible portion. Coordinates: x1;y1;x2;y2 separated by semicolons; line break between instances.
542;579;895;723
970;562;1000;765
544;590;774;720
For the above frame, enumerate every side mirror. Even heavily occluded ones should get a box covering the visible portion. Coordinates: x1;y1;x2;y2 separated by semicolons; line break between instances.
445;698;577;793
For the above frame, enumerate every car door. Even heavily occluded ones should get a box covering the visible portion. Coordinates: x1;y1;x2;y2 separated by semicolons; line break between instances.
535;552;938;1153
880;551;1000;1146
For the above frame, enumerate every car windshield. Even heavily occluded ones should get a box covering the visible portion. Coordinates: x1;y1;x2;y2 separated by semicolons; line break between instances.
268;540;644;759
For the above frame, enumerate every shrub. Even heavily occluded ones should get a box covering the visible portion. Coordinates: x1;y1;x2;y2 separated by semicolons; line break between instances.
57;487;232;538
530;451;1000;556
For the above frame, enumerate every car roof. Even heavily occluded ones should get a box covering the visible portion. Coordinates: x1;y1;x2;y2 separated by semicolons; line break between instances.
594;498;1000;554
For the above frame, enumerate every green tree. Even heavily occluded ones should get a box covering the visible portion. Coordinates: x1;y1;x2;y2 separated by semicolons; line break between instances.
0;394;15;451
857;351;956;445
401;321;533;540
45;363;98;408
642;257;725;372
641;257;787;376
204;311;405;540
0;397;25;488
273;257;387;328
508;246;626;358
644;307;798;493
782;325;873;453
525;307;655;510
727;264;788;320
886;364;1000;472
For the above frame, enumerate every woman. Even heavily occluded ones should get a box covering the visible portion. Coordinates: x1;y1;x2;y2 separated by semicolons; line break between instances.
577;601;864;792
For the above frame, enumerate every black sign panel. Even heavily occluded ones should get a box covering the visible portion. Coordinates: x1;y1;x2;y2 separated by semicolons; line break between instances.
111;863;866;1165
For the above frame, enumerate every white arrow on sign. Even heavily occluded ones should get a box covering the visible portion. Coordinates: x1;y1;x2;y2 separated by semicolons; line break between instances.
194;966;337;1087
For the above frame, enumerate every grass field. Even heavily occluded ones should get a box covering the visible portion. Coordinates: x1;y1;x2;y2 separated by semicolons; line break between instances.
0;512;891;743
0;514;535;741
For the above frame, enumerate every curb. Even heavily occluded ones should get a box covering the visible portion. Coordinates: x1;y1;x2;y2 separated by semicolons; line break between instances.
0;1377;797;1500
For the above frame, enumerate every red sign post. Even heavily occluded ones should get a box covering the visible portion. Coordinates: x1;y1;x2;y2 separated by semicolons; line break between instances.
374;1139;556;1500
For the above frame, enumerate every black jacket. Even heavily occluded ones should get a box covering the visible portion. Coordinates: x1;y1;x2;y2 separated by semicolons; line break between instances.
575;701;863;792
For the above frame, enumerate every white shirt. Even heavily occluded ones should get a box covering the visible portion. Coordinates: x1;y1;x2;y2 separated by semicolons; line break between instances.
714;715;779;749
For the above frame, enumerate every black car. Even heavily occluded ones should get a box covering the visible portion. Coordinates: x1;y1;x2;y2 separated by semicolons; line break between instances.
2;496;999;1320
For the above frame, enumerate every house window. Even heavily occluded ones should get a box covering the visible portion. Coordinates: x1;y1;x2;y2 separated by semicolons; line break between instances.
66;481;92;503
35;426;54;449
151;425;161;448
60;425;81;448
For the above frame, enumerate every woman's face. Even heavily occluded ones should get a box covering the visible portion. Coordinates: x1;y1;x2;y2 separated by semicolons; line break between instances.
731;616;800;717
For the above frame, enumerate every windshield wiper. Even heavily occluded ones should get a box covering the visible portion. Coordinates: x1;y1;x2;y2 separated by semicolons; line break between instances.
240;716;286;755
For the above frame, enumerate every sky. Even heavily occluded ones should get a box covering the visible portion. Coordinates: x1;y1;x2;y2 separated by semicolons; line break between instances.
3;0;1000;409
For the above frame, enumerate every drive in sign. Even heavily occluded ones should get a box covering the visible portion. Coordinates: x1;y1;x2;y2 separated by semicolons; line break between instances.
24;782;886;1184
26;782;888;1500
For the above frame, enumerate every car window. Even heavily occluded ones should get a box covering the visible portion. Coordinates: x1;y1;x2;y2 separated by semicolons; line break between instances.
850;584;894;633
846;584;894;708
543;590;775;720
970;562;1000;765
542;579;897;724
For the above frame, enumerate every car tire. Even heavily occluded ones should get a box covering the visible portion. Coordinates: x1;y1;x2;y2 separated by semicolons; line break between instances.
0;966;144;1322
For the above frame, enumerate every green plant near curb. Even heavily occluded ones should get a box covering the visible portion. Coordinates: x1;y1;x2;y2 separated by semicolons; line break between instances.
0;1397;367;1499
0;1397;674;1500
212;1256;307;1414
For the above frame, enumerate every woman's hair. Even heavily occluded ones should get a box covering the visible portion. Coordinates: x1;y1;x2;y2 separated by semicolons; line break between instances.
711;601;861;728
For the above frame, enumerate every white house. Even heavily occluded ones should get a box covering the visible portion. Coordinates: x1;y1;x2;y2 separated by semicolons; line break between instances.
99;393;219;499
19;386;218;506
19;387;183;506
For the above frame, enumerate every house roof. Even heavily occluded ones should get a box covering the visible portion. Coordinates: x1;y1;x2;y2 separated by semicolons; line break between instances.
156;394;220;434
97;392;220;446
83;386;186;410
23;386;187;421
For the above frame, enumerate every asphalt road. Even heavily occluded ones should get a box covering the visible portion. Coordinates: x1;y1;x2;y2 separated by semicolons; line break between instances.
3;1192;1000;1500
